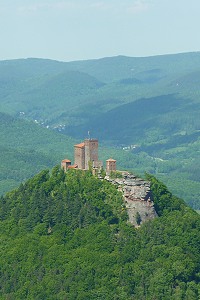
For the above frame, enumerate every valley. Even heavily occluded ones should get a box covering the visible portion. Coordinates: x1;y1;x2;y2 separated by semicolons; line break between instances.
0;53;200;299
0;52;199;208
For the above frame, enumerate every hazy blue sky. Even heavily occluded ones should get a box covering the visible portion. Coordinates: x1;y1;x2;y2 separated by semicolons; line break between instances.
0;0;199;62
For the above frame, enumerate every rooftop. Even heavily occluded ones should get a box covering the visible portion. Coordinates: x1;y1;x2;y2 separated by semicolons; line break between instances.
74;142;85;149
106;158;117;162
62;159;71;163
68;164;78;169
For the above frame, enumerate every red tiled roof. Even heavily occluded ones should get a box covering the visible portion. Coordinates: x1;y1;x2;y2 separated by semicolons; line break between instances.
68;164;78;169
62;159;71;163
106;158;116;162
74;142;85;149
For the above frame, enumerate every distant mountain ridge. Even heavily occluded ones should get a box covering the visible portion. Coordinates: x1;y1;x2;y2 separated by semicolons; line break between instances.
0;52;200;208
0;52;200;129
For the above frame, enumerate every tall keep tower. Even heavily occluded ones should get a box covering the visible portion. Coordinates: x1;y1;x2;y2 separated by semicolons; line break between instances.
84;139;98;170
62;137;114;172
74;142;85;169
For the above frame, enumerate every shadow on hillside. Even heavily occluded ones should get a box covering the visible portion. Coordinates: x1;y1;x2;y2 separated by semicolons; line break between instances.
65;94;195;144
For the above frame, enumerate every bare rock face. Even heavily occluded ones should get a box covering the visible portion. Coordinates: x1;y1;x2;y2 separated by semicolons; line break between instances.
106;173;157;227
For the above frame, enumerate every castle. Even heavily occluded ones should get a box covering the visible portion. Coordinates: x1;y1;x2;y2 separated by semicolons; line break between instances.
61;137;157;227
61;138;116;175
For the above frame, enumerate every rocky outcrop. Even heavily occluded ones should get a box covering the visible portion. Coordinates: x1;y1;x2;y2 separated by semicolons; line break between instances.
106;172;157;226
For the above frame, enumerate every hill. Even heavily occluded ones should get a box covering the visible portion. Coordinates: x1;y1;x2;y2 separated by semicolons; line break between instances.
1;52;200;128
0;167;199;299
0;112;75;194
0;53;200;208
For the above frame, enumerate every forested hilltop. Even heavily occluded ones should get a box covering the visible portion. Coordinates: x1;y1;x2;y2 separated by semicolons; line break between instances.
0;112;75;195
0;52;200;208
0;167;200;299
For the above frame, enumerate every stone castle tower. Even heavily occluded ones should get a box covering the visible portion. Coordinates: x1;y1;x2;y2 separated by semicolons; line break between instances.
106;158;116;175
61;159;72;172
74;142;85;169
62;138;116;173
84;139;98;170
74;138;100;170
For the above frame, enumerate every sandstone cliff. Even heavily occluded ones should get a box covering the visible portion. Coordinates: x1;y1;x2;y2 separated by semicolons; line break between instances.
106;173;157;226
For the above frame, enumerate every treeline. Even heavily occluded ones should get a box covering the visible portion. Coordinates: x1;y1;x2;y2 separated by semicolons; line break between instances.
0;168;199;299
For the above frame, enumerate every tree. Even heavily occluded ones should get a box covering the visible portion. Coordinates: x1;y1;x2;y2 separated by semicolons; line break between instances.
136;212;142;226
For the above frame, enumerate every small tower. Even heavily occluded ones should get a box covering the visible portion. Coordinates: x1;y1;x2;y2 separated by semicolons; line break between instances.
61;159;71;172
106;158;116;175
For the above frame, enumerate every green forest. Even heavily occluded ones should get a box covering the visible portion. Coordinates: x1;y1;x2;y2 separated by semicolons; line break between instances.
1;109;199;209
0;53;200;209
0;112;75;194
0;167;200;299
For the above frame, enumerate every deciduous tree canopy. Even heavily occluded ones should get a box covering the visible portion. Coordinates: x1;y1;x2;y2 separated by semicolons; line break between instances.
0;168;199;299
